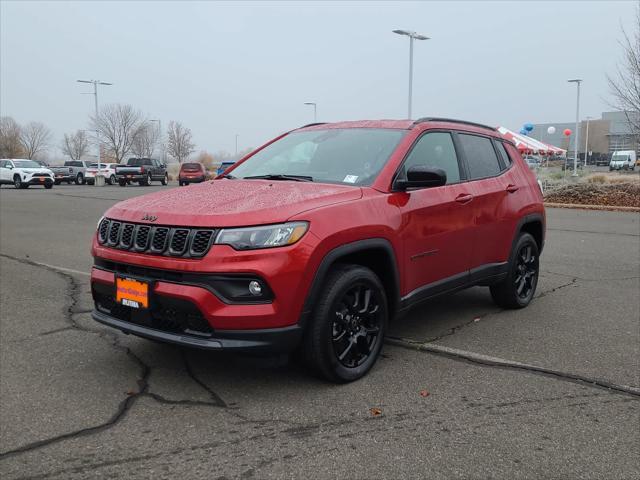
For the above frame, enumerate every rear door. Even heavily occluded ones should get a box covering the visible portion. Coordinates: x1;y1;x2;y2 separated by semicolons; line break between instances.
394;131;475;298
0;160;11;182
457;134;521;275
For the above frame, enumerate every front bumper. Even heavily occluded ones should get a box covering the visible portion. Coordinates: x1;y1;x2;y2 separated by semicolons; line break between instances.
92;309;302;352
27;176;53;185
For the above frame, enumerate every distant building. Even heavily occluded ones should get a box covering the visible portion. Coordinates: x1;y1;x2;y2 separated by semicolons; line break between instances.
531;111;639;162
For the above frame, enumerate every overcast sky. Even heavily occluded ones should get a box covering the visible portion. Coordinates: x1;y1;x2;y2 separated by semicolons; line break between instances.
1;0;636;158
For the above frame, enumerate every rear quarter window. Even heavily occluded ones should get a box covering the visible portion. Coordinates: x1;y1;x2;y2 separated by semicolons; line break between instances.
459;134;502;179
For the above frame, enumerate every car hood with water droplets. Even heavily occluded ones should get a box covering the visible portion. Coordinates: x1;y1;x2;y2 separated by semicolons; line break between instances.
105;180;363;227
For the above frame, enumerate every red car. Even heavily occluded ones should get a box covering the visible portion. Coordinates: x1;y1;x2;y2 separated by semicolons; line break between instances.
91;118;545;382
178;162;209;186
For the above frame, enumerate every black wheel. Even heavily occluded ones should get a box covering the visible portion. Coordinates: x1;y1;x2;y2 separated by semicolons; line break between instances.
179;181;184;186
304;264;387;383
13;175;22;189
490;233;540;309
75;173;84;185
118;179;127;187
145;172;152;186
161;173;168;185
44;183;53;189
109;174;117;185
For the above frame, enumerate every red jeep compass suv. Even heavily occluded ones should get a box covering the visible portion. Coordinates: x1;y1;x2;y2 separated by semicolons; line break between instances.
91;118;545;382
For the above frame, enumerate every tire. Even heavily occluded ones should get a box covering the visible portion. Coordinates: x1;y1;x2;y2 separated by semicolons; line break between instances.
67;179;73;184
54;180;61;185
303;264;387;383
145;172;152;186
109;174;117;185
87;180;94;186
118;179;127;187
45;183;53;189
13;175;23;189
179;181;184;186
490;232;540;309
75;173;84;185
161;173;168;186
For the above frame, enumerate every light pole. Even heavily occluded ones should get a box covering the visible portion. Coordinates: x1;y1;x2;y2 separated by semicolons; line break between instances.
583;116;592;167
77;79;112;183
393;29;429;119
304;102;317;122
568;79;582;177
149;119;163;162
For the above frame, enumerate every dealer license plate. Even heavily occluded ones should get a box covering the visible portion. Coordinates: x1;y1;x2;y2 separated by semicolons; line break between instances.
116;276;149;309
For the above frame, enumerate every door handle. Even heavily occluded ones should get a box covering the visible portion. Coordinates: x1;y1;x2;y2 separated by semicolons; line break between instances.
506;184;519;193
455;193;474;204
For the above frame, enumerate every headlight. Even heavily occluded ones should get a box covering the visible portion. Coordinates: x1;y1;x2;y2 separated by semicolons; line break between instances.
214;222;308;250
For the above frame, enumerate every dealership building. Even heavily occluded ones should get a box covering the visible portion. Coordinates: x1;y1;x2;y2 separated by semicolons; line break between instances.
531;110;638;162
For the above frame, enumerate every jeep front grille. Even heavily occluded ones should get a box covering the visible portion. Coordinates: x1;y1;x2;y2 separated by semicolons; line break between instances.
97;218;216;258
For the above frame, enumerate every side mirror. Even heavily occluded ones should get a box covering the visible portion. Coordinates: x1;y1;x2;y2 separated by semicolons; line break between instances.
8;165;13;170
395;166;446;190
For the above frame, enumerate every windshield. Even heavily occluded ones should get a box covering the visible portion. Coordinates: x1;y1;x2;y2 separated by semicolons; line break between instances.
14;160;41;168
612;154;629;161
230;128;406;185
127;158;152;166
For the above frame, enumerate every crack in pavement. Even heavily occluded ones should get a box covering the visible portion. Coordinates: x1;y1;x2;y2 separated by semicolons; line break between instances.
547;227;640;238
385;338;640;398
0;253;230;460
542;269;640;282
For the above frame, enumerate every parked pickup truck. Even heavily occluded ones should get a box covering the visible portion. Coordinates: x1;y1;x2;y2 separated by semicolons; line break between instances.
51;160;91;185
115;158;168;186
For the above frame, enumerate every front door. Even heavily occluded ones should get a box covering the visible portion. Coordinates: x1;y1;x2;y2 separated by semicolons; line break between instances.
393;131;475;299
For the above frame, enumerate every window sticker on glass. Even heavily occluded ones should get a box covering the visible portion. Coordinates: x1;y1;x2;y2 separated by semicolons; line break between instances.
343;175;359;183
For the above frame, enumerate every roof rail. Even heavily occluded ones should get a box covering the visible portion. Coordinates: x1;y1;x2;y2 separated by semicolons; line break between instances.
412;117;497;132
299;122;328;128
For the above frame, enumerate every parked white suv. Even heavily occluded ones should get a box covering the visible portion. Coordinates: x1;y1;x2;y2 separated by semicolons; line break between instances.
86;163;119;185
0;159;55;189
609;150;636;171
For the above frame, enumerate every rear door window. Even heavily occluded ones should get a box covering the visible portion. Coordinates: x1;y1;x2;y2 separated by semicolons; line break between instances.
458;134;502;179
398;132;461;184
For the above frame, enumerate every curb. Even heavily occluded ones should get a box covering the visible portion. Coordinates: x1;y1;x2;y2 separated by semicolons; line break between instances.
544;202;640;212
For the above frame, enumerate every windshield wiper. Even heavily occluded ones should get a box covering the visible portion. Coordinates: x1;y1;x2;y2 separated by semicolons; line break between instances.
243;174;313;182
220;174;236;179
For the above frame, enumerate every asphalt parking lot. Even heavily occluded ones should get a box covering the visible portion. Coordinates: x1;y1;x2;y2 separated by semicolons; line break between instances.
0;183;638;479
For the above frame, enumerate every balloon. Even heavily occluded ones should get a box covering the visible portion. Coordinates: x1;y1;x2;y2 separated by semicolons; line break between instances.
563;128;572;136
519;128;528;135
524;123;534;132
547;126;556;135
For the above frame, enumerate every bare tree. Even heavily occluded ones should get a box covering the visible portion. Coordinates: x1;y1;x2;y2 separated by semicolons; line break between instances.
131;122;160;158
61;130;90;160
0;116;23;158
20;121;52;159
608;3;640;137
92;104;144;163
166;121;195;163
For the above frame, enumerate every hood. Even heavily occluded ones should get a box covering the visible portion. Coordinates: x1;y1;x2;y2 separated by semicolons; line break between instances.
106;179;363;227
21;168;53;175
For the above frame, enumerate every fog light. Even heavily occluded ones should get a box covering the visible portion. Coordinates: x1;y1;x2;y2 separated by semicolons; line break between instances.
248;281;262;296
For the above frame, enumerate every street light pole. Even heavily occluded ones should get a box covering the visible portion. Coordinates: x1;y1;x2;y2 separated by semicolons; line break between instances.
584;116;592;167
304;102;317;122
77;79;112;184
393;29;429;119
568;79;582;177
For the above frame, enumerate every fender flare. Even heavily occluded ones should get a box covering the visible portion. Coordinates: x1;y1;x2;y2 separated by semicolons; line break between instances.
300;238;401;326
512;213;545;254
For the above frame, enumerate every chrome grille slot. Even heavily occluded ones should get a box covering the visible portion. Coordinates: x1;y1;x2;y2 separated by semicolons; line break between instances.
150;227;169;253
191;230;214;256
169;229;190;255
98;219;110;244
134;225;151;250
108;222;121;246
120;224;135;248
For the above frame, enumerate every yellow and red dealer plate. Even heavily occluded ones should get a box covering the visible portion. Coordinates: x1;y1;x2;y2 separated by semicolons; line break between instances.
116;277;149;309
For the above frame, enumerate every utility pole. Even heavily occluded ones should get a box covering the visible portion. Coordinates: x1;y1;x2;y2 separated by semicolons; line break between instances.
393;30;429;119
77;79;112;184
568;79;582;177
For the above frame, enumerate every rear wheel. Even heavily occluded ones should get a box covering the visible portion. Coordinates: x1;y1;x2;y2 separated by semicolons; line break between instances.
490;232;539;309
304;264;387;383
109;174;117;185
143;172;152;186
75;173;84;185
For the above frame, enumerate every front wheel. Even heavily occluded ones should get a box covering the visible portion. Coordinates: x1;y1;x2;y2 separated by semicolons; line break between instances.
75;173;84;185
161;173;168;185
490;232;540;309
45;183;53;189
109;174;117;185
13;176;23;189
304;264;387;383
